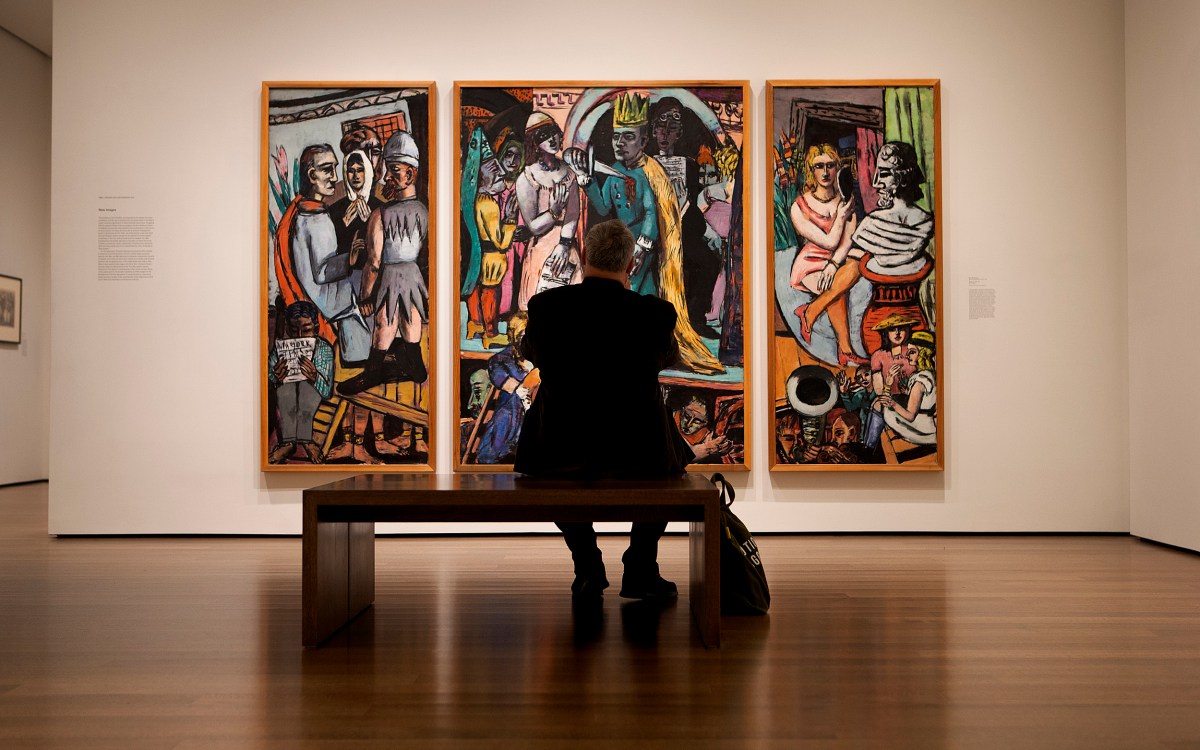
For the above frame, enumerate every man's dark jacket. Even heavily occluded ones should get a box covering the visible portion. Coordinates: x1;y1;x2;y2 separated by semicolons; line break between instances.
513;276;693;478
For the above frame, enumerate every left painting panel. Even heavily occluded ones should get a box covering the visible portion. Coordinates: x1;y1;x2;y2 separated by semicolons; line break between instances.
262;83;436;471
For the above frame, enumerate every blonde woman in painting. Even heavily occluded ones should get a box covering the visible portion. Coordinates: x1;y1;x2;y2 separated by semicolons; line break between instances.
515;112;581;310
789;143;867;366
697;143;739;328
876;330;937;445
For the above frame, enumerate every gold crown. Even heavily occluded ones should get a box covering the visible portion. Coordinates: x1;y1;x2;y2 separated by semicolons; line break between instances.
613;92;649;129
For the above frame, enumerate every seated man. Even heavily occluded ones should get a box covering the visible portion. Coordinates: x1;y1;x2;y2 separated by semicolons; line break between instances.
267;301;334;464
514;219;694;599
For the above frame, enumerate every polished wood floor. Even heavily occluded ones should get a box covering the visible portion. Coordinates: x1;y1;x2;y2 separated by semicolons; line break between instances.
2;482;1199;749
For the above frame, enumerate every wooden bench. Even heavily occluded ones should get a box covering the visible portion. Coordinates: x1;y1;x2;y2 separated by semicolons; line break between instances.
303;473;722;648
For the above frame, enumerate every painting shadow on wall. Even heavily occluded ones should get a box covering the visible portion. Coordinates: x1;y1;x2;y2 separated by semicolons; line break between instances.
769;470;946;502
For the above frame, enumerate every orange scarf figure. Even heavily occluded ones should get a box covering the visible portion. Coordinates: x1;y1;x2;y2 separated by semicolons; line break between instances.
273;196;337;345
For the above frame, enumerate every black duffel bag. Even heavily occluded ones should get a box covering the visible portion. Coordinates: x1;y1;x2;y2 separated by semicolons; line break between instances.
711;473;769;615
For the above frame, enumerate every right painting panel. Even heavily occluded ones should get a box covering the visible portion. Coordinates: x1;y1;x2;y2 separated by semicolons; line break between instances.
768;81;942;470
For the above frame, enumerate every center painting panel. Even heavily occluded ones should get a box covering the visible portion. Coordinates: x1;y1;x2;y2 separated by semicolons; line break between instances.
453;83;750;471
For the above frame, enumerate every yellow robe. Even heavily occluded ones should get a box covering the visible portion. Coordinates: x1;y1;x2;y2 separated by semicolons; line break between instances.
640;156;725;375
474;196;515;286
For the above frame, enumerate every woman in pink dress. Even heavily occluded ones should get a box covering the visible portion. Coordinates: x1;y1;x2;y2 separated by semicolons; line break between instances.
788;143;866;366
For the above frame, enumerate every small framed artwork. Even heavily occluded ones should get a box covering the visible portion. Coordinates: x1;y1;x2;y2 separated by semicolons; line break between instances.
767;80;942;471
452;81;751;472
261;82;436;471
0;275;21;344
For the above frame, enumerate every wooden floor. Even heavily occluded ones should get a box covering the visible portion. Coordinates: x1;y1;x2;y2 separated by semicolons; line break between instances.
2;483;1199;749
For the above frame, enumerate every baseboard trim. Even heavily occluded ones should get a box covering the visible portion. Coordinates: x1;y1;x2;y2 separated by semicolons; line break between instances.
0;478;48;489
1134;535;1200;557
51;530;1136;539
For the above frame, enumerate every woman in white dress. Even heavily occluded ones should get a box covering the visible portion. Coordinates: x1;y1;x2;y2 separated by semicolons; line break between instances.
878;331;937;445
515;112;581;310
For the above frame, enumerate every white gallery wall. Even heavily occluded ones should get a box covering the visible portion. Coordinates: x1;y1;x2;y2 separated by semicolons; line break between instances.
1127;0;1200;552
50;0;1131;534
0;28;50;486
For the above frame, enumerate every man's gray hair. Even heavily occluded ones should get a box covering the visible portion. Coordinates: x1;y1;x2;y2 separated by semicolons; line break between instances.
584;220;635;272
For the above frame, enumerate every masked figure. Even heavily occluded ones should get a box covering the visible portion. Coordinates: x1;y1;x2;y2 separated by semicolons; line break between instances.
515;113;582;310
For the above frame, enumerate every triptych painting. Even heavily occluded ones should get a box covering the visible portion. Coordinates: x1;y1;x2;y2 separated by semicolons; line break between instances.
259;80;940;474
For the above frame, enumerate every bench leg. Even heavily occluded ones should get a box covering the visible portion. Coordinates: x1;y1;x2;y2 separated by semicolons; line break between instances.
689;503;721;648
347;521;375;624
303;507;376;647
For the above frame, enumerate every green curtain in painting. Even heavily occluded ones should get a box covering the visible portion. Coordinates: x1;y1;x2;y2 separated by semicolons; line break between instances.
883;87;936;214
884;86;937;329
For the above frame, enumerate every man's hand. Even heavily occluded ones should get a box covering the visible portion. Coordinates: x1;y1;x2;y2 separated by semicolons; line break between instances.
272;358;289;382
359;301;374;317
803;444;821;462
872;395;895;411
693;433;732;460
349;236;365;265
563;147;592;186
298;356;317;384
836;370;850;394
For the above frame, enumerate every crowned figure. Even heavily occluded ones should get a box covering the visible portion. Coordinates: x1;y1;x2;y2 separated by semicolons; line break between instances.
568;91;724;375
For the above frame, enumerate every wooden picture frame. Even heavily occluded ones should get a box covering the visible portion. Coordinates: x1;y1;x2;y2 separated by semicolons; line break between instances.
452;81;752;472
0;274;21;345
261;82;436;472
767;80;943;471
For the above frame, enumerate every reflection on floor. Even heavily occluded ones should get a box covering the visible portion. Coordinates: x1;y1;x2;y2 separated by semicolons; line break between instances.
2;482;1199;748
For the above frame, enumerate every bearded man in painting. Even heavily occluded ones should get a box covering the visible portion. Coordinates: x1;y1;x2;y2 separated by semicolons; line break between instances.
339;131;429;395
852;141;934;278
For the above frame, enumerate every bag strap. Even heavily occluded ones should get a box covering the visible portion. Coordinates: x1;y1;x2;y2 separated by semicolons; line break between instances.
710;473;735;508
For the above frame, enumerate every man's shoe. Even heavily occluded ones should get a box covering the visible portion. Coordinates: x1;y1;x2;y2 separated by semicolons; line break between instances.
571;573;610;598
619;574;678;600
